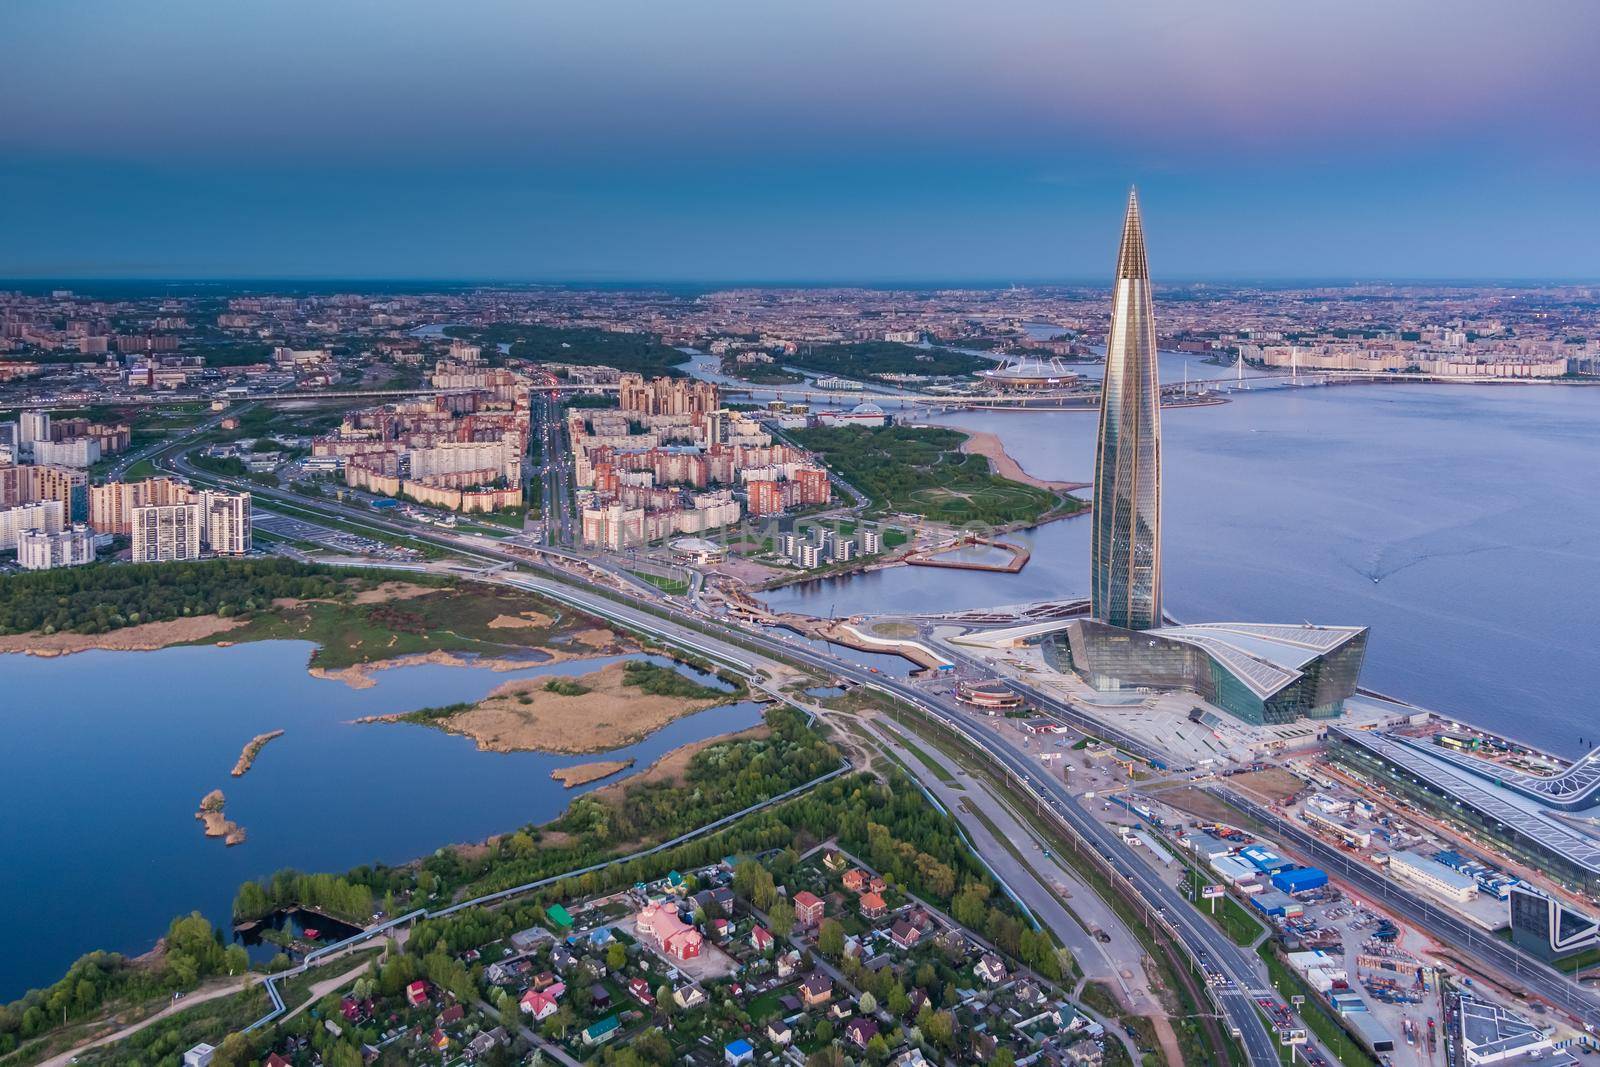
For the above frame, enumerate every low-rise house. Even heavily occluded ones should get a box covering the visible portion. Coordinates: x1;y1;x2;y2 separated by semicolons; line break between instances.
430;1028;450;1052
976;954;1007;985
637;901;704;960
801;973;833;1007
725;1038;756;1065
674;984;707;1010
869;876;887;894
589;984;611;1011
581;1016;621;1047
859;892;887;919
845;1017;880;1048
628;977;655;1006
405;980;430;1007
183;1046;216;1067
890;920;922;950
793;890;825;927
824;851;848;872
465;1027;506;1061
711;887;735;915
437;1004;465;1027
751;925;775;952
767;1019;793;1046
843;869;870;893
520;989;560;1021
775;949;802;978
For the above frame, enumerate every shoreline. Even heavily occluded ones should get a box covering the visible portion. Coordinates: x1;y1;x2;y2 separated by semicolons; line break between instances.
0;616;249;658
954;427;1090;491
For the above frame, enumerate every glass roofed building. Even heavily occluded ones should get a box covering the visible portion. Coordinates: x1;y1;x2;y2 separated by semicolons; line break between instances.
1042;619;1369;725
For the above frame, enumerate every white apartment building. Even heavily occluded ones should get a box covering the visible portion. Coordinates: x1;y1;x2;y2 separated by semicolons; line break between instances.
31;436;102;468
18;411;50;459
131;501;204;562
0;499;65;551
17;524;96;570
201;490;252;555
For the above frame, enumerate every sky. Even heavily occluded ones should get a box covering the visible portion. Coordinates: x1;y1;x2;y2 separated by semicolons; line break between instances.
2;0;1598;282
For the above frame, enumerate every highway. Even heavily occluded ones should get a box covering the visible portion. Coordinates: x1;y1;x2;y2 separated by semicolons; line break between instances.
1216;787;1600;1030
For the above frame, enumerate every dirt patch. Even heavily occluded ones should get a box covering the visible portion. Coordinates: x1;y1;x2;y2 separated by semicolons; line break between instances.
570;628;620;649
1145;784;1242;825
401;661;732;754
348;581;440;605
487;611;555;630
1226;767;1307;804
551;759;635;788
0;616;247;657
954;428;1089;491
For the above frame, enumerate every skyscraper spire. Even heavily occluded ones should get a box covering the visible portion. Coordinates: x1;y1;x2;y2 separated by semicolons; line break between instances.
1091;188;1163;630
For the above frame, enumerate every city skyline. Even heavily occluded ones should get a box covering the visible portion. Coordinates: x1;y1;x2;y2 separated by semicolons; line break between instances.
4;1;1599;281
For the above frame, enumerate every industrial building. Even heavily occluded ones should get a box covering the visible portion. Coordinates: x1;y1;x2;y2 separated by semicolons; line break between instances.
1387;851;1479;903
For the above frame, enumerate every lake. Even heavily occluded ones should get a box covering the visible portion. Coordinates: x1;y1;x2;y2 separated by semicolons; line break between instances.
762;382;1600;759
0;642;762;998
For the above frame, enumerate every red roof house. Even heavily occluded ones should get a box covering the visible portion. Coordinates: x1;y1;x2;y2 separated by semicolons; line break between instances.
636;902;703;961
793;891;825;927
405;980;430;1007
859;891;887;919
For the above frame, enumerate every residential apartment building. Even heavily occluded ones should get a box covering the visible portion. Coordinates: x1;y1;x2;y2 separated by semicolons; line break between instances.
17;524;96;570
202;490;252;555
131;501;204;562
0;499;65;551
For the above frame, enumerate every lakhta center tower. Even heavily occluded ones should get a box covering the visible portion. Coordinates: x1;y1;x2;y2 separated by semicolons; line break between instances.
1091;189;1163;630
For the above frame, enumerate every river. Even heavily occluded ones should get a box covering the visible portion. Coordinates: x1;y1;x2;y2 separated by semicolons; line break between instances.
0;642;762;998
761;382;1600;760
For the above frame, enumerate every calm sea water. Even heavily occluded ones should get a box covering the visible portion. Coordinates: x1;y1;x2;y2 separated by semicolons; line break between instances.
763;383;1600;758
0;642;761;998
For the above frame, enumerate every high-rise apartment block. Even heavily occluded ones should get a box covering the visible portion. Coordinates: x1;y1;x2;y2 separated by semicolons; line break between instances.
0;499;65;551
131;501;204;562
17;524;96;570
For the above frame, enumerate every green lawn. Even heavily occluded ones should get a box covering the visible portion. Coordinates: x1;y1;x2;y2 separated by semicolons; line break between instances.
628;570;689;596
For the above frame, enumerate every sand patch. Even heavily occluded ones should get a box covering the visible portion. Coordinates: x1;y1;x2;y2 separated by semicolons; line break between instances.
956;428;1089;491
349;581;440;605
196;789;247;846
487;611;554;630
387;661;731;754
551;759;635;788
570;628;619;649
232;730;285;777
0;616;248;657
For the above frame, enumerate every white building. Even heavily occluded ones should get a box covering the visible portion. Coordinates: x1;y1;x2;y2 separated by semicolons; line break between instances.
201;490;252;555
0;499;64;551
131;501;204;562
18;411;50;459
31;436;102;468
1388;851;1478;903
17;523;96;570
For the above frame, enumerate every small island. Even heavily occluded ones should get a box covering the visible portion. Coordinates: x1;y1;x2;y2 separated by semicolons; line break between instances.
195;789;247;847
360;659;742;754
550;759;634;788
231;730;285;777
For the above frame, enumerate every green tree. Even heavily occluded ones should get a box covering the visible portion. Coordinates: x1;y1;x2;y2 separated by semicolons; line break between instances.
818;918;845;959
606;941;627;971
767;900;795;939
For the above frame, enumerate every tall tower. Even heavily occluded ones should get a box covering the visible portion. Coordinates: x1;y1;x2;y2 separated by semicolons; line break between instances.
1091;189;1163;630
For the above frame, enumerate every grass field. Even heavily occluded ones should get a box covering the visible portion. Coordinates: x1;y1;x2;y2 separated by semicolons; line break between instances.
216;581;602;670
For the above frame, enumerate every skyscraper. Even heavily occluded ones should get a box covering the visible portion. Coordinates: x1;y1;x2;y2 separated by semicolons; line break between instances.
1091;189;1163;630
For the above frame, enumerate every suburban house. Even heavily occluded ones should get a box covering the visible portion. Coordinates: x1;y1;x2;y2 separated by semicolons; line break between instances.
725;1038;756;1065
674;984;707;1009
843;869;870;892
859;891;888;919
793;890;825;927
767;1019;793;1046
801;972;834;1007
636;901;704;960
976;953;1008;984
628;977;655;1006
520;989;560;1021
889;920;923;950
845;1017;881;1049
582;1016;621;1047
405;980;430;1007
751;925;775;952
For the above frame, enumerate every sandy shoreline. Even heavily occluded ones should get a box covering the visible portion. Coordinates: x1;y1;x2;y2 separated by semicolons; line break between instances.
956;428;1090;491
0;616;248;657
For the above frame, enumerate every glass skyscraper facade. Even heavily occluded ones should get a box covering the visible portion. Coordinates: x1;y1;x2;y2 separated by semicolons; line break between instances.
1092;190;1163;630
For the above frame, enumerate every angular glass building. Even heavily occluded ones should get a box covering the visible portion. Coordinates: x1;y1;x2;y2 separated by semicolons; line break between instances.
1043;620;1368;726
1508;884;1600;960
1092;189;1163;630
